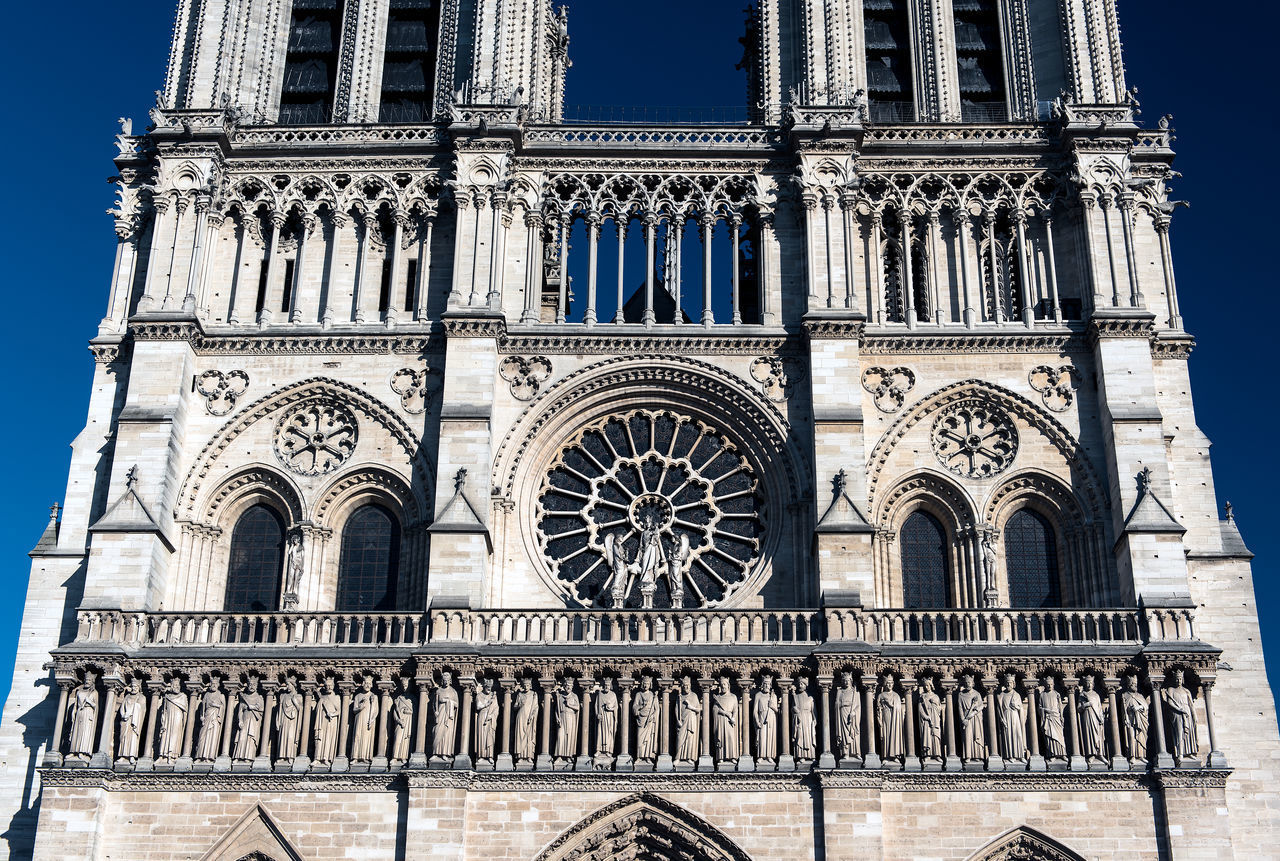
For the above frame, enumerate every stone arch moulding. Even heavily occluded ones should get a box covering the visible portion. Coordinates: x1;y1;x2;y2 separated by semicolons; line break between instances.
200;464;308;527
493;354;810;610
532;793;753;861
866;379;1107;523
963;825;1087;861
178;376;435;522
198;804;303;861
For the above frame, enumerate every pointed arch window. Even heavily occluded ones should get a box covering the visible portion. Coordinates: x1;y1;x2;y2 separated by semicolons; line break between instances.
1004;509;1061;607
901;511;950;607
336;504;401;611
225;505;285;612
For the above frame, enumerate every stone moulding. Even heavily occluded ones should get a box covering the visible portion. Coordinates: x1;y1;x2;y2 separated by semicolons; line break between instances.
129;320;443;356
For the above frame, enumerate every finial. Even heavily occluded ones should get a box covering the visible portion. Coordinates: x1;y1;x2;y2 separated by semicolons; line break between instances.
454;468;468;493
1225;501;1234;523
833;469;849;497
1137;467;1152;494
125;465;139;490
48;502;60;523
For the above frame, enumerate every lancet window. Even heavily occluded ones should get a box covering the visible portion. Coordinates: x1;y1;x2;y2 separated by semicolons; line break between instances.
900;511;951;608
379;0;441;123
336;504;401;611
863;0;916;122
1004;509;1062;608
880;210;929;325
952;0;1008;122
224;505;286;612
978;211;1025;324
279;0;346;125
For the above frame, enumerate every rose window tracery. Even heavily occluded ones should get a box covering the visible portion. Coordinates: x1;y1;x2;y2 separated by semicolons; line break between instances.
536;410;763;609
273;402;358;476
930;402;1018;479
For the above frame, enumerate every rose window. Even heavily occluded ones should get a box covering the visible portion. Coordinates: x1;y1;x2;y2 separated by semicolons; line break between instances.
930;402;1018;479
536;410;763;609
273;402;358;476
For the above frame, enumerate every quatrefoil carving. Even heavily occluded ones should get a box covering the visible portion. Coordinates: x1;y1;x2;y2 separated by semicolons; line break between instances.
389;367;441;415
861;366;916;413
1028;365;1079;413
195;370;249;417
749;356;806;402
499;356;554;401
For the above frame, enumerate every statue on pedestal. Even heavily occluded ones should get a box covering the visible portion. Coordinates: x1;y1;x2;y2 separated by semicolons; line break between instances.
1164;670;1199;762
834;672;861;760
194;678;226;762
349;674;379;763
554;678;580;765
432;670;460;760
390;677;414;765
713;675;739;763
1037;677;1066;761
634;675;659;763
67;671;99;759
1121;675;1149;762
792;675;817;761
232;676;264;762
157;676;189;763
674;676;701;764
313;676;341;765
752;675;779;763
116;678;146;762
918;677;943;762
958;674;985;763
513;677;538;763
475;677;499;763
594;677;619;757
996;672;1027;762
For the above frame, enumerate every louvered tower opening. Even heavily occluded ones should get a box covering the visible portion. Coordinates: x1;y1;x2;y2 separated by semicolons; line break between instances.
279;0;345;125
953;0;1008;122
380;0;440;123
863;0;915;123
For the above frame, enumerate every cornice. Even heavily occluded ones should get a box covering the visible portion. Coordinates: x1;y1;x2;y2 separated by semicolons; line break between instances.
861;330;1086;355
127;321;443;357
498;328;799;356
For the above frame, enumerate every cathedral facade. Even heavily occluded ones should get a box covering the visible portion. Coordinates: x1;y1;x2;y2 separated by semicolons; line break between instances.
1;0;1276;858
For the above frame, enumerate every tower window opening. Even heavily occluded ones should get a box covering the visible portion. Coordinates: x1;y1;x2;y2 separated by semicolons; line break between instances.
405;259;418;312
281;259;295;313
279;0;345;125
379;0;440;123
378;256;393;313
863;0;915;123
952;0;1008;122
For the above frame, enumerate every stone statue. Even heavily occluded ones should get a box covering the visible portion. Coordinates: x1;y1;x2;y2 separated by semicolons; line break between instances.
350;674;379;762
792;676;818;761
194;679;226;762
752;675;779;763
554;677;580;764
157;676;189;763
668;532;689;606
594;677;618;757
116;677;146;762
284;532;304;597
313;676;341;765
1121;675;1149;762
835;672;862;760
1164;669;1199;761
513;677;538;763
958;674;986;762
981;534;998;605
474;677;499;763
1077;675;1106;763
876;674;905;761
1036;677;1066;761
275;675;303;763
390;677;414;764
634;675;659;762
603;532;631;608
674;675;701;764
432;670;460;759
67;672;99;759
918;677;943;761
713;675;739;763
232;676;264;762
996;672;1027;762
636;515;668;608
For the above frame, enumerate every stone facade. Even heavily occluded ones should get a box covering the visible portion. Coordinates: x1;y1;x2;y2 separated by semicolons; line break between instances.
1;0;1277;859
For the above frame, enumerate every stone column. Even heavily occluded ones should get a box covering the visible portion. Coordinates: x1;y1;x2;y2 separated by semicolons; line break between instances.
1026;678;1045;772
1150;677;1175;769
537;677;554;771
1105;678;1126;770
384;211;405;325
520;210;543;324
984;684;1003;772
902;679;920;772
942;680;961;772
334;682;352;772
1077;192;1104;310
178;682;201;771
575;682;593;772
296;682;314;772
487;196;509;310
556;213;570;323
871;212;886;325
375;681;393;770
1117;195;1143;307
739;682;755;772
777;678;792;772
182;194;211;313
257;211;284;325
1014;210;1035;325
984;212;1002;325
497;680;515;771
926;210;943;323
643;214;657;327
1202;680;1226;768
161;197;189;310
802;193;820;306
411;677;430;768
139;681;164;771
902;209;917;327
321;212;346;328
1042;211;1063;322
697;678;714;772
585;212;600;325
1154;215;1182;329
1064;678;1085;771
616;678;634;772
656;678;674;772
701;214;715;326
863;684;881;769
955;208;975;328
290;214;314;323
1099;198;1123;308
217;684;239;771
414;213;435;322
819;678;837;770
255;681;277;771
840;194;860;313
730;215;744;322
92;679;119;769
454;680;474;770
614;219;628;324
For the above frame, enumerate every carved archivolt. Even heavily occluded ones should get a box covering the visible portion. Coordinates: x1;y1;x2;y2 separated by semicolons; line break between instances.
201;466;306;527
964;826;1087;861
533;793;752;861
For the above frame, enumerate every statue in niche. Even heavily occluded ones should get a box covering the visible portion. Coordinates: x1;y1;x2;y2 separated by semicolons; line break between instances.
232;675;264;761
1036;677;1066;761
957;674;986;762
996;672;1027;762
116;677;146;762
432;670;460;760
1121;675;1149;762
674;675;701;764
594;677;618;758
194;678;226;762
713;675;739;763
634;674;659;762
876;674;905;761
604;532;631;609
668;532;689;607
274;675;303;763
752;674;779;763
284;532;303;603
390;677;414;765
1077;675;1106;763
918;677;943;761
554;677;580;765
1164;669;1199;761
350;674;379;762
474;677;499;763
67;671;99;759
835;672;862;760
792;675;817;760
513;677;538;763
313;676;342;765
157;676;189;763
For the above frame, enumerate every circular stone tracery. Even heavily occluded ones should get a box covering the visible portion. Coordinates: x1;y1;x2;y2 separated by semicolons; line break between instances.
273;402;358;476
537;410;763;609
930;402;1018;480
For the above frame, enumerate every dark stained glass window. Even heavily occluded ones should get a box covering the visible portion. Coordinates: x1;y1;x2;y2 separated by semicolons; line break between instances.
225;504;285;612
336;505;401;611
901;511;950;608
1005;509;1061;607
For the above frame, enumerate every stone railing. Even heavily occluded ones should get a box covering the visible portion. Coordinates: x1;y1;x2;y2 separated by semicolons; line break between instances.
72;605;1193;650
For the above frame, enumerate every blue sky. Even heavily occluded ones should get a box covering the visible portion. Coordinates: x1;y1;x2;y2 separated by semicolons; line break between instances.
0;1;1275;706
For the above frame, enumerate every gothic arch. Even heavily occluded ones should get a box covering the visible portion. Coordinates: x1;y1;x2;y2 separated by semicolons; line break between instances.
533;794;752;861
874;471;978;608
199;804;303;861
493;355;809;608
964;826;1087;861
